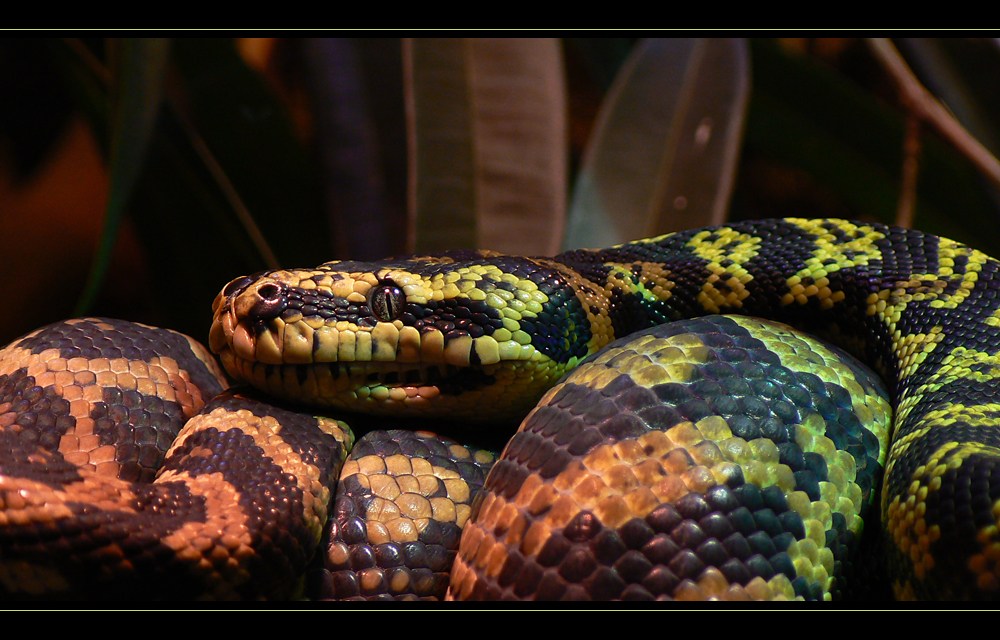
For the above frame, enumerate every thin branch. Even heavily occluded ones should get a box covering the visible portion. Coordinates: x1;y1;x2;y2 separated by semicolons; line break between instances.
897;113;922;228
63;37;280;271
63;38;111;84
172;112;280;269
868;38;1000;192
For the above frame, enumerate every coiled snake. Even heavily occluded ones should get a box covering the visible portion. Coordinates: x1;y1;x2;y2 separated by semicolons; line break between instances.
2;218;999;600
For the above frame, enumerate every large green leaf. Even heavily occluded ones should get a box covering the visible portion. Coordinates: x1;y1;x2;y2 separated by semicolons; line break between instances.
301;38;404;261
53;38;329;338
898;38;1000;160
564;38;750;250
565;37;637;91
170;38;326;269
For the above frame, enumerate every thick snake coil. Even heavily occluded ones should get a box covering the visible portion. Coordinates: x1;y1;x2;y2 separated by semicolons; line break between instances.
2;218;1000;600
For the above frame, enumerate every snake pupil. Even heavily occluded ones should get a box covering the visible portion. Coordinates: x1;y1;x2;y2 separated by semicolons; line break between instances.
370;280;405;322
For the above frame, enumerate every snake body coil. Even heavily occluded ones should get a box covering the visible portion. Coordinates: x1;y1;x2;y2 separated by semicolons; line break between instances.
3;218;1000;599
450;314;891;600
0;318;352;599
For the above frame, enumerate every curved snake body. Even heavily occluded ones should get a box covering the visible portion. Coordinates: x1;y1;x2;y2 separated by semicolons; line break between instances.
3;218;1000;599
450;314;891;600
0;318;352;599
310;428;496;600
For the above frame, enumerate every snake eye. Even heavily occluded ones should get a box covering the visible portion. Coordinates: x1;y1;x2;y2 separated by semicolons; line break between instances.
369;280;405;322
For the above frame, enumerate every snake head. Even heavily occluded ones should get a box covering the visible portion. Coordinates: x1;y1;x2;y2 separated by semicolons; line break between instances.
209;254;596;424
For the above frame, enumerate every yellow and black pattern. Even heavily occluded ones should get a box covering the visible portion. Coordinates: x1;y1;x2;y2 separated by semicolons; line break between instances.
210;217;1000;599
0;318;352;599
310;429;495;600
210;249;597;424
449;315;891;600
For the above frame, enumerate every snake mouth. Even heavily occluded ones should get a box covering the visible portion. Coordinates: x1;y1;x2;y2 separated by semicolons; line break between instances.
217;348;502;408
209;300;518;413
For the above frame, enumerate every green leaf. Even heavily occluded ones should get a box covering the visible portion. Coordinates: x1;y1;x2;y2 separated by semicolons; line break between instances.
404;38;568;255
170;38;326;268
47;39;112;160
301;38;404;261
55;38;330;337
564;38;750;250
898;38;1000;161
565;37;637;91
74;38;169;315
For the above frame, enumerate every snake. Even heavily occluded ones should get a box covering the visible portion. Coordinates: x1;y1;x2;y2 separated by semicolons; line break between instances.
2;217;1000;600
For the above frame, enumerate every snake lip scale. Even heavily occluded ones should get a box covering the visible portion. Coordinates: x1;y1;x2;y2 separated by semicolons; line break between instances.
210;265;565;423
211;300;508;417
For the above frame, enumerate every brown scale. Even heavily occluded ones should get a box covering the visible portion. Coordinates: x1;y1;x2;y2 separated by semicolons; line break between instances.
0;318;224;485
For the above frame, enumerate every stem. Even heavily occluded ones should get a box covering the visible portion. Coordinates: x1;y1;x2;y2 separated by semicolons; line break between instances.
897;113;922;228
868;38;1000;192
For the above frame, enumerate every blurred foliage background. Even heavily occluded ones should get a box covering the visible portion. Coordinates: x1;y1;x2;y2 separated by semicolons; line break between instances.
2;36;999;345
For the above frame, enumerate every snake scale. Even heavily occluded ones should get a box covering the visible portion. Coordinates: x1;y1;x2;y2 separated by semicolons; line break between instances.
2;217;999;600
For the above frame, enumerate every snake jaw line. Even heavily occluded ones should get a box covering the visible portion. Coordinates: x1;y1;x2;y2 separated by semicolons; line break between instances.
210;270;555;417
216;335;526;417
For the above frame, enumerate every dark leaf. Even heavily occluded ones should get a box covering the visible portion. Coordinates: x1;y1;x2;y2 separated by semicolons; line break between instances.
75;38;170;315
740;39;1000;255
302;38;403;261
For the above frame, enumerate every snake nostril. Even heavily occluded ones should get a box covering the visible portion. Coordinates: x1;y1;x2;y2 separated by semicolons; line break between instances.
249;282;287;319
258;283;282;301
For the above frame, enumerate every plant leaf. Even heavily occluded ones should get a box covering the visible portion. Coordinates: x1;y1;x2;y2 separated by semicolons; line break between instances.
467;38;567;256
897;38;1000;164
404;38;568;255
741;39;1000;256
74;38;169;314
564;38;750;250
170;38;326;268
565;37;637;91
56;38;330;337
404;38;478;253
302;38;403;261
